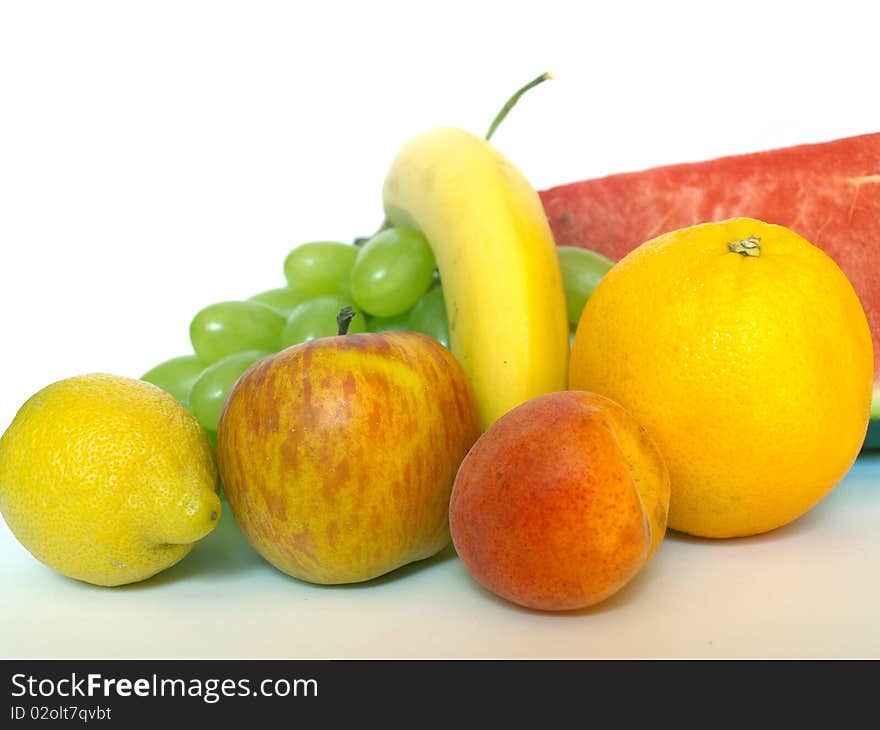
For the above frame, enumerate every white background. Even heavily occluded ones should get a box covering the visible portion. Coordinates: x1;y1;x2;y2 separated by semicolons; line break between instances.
1;1;878;659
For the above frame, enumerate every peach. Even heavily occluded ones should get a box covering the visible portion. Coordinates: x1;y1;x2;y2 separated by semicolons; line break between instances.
449;390;670;611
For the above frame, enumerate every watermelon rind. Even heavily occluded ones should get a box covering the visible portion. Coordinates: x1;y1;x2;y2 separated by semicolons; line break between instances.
865;388;880;452
864;419;879;451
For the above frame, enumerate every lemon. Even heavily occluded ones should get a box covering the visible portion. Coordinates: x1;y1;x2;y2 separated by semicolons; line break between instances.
0;373;221;586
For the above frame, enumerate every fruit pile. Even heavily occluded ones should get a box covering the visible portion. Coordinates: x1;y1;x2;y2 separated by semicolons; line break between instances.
0;75;875;614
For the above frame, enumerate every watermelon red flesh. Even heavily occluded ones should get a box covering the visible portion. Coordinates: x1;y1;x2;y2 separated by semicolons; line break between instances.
539;132;880;399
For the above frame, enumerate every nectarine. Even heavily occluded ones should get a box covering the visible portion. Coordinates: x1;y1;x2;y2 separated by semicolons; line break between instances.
449;390;670;611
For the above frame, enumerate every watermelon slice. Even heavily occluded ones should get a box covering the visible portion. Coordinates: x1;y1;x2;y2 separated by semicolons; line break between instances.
539;132;880;450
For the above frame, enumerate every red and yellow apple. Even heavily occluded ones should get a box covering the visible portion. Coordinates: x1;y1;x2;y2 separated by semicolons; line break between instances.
217;329;481;584
449;390;671;611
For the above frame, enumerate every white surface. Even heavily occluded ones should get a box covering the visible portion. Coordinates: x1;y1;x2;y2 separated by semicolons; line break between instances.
1;1;879;659
2;455;878;660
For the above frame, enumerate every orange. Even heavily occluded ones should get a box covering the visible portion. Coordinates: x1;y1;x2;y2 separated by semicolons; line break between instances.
569;217;874;538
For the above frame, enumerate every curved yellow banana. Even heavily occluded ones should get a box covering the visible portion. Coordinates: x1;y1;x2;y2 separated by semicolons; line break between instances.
382;126;569;430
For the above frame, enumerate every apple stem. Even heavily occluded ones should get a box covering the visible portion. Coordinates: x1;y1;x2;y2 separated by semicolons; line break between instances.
337;306;357;336
485;70;555;142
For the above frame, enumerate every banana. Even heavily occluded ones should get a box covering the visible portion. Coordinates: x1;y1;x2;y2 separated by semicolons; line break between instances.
382;126;569;430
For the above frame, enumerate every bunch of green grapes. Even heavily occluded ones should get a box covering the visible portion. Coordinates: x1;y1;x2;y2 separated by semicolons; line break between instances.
141;227;614;441
142;228;443;439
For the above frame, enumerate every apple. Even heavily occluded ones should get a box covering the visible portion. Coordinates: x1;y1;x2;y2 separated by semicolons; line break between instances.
216;321;481;584
449;390;671;611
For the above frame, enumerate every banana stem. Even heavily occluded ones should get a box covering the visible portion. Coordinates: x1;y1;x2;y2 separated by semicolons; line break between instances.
485;71;555;141
359;71;555;245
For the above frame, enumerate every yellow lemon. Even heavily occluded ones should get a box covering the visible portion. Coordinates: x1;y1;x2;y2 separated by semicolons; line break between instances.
569;218;873;538
0;373;221;585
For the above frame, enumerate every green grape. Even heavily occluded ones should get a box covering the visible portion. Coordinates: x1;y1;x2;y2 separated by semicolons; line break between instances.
556;246;615;326
140;354;205;408
408;285;449;347
189;349;271;432
190;300;286;364
350;227;436;317
283;241;358;298
248;286;305;317
366;310;412;332
205;429;218;451
279;295;366;349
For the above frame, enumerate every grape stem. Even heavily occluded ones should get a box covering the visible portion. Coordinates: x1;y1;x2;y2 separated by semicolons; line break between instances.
354;220;390;247
336;306;357;336
354;71;554;245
